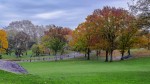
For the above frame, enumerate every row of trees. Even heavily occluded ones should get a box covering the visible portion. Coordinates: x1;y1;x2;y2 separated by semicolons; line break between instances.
0;20;72;57
33;26;72;56
69;1;150;62
0;0;149;61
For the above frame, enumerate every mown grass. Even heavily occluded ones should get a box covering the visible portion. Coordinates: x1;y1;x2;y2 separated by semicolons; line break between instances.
0;70;51;84
20;57;150;84
1;57;150;84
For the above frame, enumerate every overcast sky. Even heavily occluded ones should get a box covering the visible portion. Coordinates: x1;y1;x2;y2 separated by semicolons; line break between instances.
0;0;132;29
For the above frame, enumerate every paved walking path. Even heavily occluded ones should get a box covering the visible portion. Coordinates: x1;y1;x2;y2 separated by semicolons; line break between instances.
15;52;84;63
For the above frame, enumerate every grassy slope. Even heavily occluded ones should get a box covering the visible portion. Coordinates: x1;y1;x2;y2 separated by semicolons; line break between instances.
1;57;150;84
0;70;50;84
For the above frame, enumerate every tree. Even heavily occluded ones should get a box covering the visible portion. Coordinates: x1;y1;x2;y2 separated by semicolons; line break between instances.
6;29;17;55
70;7;137;61
69;28;88;54
47;37;65;55
14;31;30;57
42;26;71;56
92;7;131;61
129;0;150;50
117;12;139;60
31;44;45;56
0;29;8;58
70;21;97;60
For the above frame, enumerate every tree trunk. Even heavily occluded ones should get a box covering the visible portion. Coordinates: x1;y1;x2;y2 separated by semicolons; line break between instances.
121;50;124;60
54;50;57;61
105;50;108;62
5;49;9;55
87;48;90;60
96;50;98;57
55;55;57;61
0;50;2;59
110;50;113;62
18;49;21;57
97;50;101;60
54;50;57;56
128;48;131;56
148;43;150;50
148;36;150;50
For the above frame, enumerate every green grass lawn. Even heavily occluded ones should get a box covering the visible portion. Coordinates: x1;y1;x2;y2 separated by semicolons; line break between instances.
1;57;150;84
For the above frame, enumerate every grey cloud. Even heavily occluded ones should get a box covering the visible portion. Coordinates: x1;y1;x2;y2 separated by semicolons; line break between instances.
0;0;131;29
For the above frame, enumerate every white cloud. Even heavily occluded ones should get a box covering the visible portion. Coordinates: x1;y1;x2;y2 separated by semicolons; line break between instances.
34;11;67;19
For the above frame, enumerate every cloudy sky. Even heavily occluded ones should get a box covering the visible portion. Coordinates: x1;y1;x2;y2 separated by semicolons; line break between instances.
0;0;132;29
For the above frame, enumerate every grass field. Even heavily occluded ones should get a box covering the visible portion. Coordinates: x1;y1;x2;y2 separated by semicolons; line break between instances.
1;57;150;84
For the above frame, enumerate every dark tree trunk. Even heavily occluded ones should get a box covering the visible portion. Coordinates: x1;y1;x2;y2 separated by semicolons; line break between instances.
105;50;108;62
54;50;57;61
87;48;90;60
54;50;57;56
55;55;57;61
18;49;22;57
148;37;150;50
15;50;18;58
97;50;101;60
110;50;113;62
96;50;98;57
128;48;131;56
148;43;150;50
121;50;125;60
36;51;40;56
16;49;22;58
5;49;9;55
96;50;99;60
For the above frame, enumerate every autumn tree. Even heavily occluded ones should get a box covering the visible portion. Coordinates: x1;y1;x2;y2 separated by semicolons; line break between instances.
70;17;99;60
42;26;71;56
129;0;150;49
0;29;8;58
31;44;45;56
69;27;87;54
118;14;138;60
70;6;140;62
91;7;131;61
70;23;89;59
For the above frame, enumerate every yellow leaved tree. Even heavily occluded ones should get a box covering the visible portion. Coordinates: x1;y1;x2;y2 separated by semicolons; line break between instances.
0;29;8;54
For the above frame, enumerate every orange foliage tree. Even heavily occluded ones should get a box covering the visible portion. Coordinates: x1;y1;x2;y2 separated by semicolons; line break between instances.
0;29;8;54
70;6;139;62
